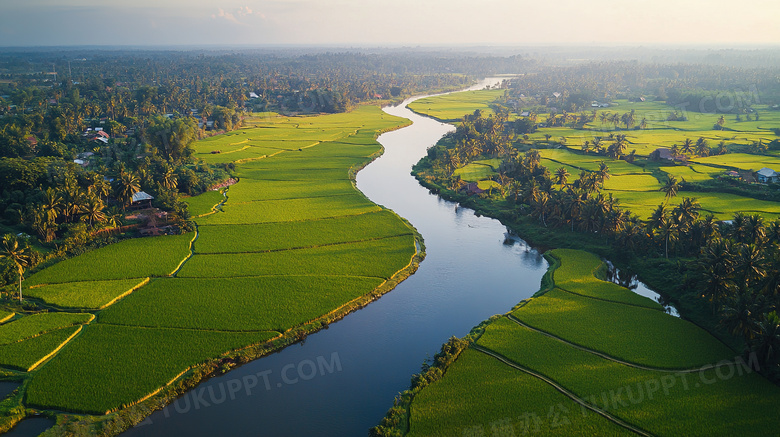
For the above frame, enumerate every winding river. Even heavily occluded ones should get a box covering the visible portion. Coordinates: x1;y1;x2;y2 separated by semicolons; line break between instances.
123;79;670;437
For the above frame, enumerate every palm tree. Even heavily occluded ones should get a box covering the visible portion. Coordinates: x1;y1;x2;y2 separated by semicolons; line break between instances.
681;138;694;155
596;162;611;185
41;187;63;224
160;164;179;191
660;175;683;204
0;234;33;301
715;141;728;155
554;167;570;188
694;138;708;157
81;197;107;227
115;171;141;208
719;289;763;342
751;312;780;371
656;216;679;258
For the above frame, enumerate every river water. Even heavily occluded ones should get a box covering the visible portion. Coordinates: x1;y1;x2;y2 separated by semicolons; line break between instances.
124;78;672;436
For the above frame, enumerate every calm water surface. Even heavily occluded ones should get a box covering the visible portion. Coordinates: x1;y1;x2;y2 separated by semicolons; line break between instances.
125;78;550;437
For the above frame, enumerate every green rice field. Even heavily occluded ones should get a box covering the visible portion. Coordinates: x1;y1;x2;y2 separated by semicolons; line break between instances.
408;89;504;121
398;249;780;436
13;104;419;418
26;278;150;309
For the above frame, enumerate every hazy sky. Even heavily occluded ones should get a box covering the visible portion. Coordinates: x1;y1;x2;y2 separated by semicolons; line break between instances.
2;0;779;47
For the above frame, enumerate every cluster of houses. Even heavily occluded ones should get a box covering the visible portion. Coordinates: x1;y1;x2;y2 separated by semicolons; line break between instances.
83;127;110;144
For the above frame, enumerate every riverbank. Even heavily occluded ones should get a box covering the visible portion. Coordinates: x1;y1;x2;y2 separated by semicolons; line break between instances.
411;159;741;351
2;106;424;436
373;249;780;436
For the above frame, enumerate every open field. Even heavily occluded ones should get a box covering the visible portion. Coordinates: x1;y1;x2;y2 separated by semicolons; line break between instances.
692;153;780;171
0;326;82;372
512;288;733;369
547;249;662;309
453;159;500;182
13;104;419;418
25;233;194;285
98;276;384;332
407;348;634;437
398;248;780;436
185;190;225;217
196;210;412;254
408;89;504;121
25;324;277;414
0;312;92;344
179;235;415;279
26;279;150;310
196;194;382;225
478;319;780;437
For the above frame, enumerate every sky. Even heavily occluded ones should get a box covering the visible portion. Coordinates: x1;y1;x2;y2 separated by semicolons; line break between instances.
1;0;779;47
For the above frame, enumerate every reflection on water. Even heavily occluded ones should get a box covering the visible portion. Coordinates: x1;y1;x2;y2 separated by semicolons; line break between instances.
4;417;55;437
604;261;680;317
124;77;550;437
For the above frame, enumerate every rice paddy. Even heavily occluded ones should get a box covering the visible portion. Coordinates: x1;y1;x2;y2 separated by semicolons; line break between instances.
12;104;419;418
414;91;780;221
25;278;150;310
399;249;780;436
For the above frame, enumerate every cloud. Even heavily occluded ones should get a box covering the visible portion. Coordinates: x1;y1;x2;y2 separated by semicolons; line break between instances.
211;6;265;24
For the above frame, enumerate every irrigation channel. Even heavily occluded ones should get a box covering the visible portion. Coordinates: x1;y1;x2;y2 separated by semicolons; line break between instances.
124;78;674;437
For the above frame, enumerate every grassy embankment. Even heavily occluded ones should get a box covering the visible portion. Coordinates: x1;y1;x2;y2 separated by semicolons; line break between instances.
0;105;421;435
376;249;780;436
408;89;780;344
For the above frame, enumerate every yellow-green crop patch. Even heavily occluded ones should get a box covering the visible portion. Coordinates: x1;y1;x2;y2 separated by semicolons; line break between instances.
603;174;663;191
26;278;149;310
453;161;498;182
226;180;356;204
179;235;415;279
0;326;82;372
513;288;732;369
407;348;634;437
478;319;780;437
538;149;646;175
196;194;381;225
98;276;384;332
692;153;780;171
25;233;194;285
185;190;224;217
196;210;412;254
659;165;721;183
407;89;504;121
25;324;277;414
547;249;661;309
0;312;92;344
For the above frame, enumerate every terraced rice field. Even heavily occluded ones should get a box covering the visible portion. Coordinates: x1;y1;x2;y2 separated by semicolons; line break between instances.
401;249;780;436
408;89;504;121
26;278;149;309
12;105;419;418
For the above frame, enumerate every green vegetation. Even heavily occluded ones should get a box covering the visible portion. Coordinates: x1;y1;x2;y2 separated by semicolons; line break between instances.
196;210;413;254
98;276;384;332
179;235;415;279
382;248;780;436
408;89;505;121
0;311;13;324
0;312;92;344
513;288;732;368
25;324;277;414
185;190;225;217
197;195;382;225
547;249;662;308
0;326;81;371
407;348;633;437
7;102;421;429
25;278;149;309
478;319;780;437
24;233;194;285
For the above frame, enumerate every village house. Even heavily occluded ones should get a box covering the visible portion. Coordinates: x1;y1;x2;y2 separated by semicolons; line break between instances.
756;167;778;184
